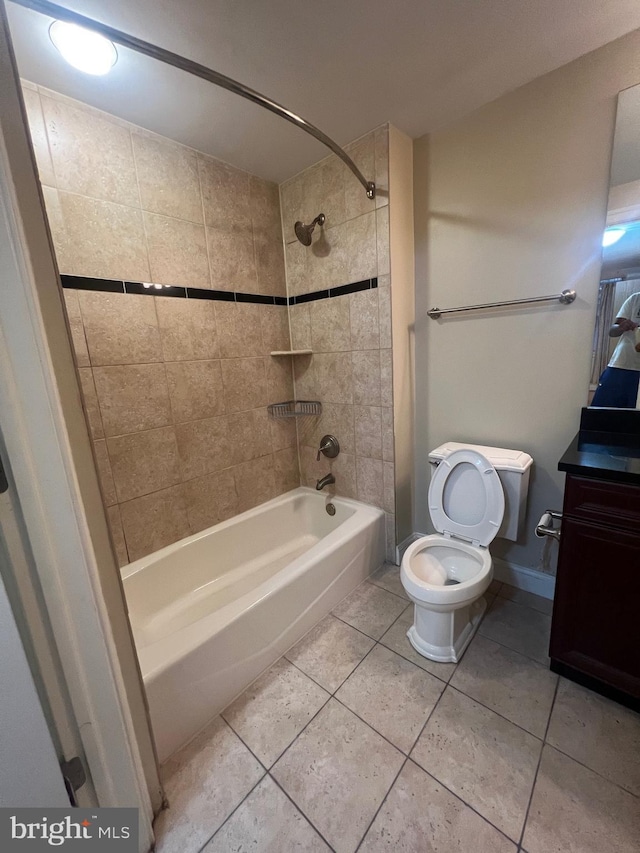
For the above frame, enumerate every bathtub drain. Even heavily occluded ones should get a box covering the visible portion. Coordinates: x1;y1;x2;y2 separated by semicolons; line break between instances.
326;503;336;516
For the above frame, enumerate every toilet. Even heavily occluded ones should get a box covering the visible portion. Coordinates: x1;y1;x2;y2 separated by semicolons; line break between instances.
401;442;533;663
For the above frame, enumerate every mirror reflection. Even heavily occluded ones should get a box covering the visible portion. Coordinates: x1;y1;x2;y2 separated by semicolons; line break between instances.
590;83;640;408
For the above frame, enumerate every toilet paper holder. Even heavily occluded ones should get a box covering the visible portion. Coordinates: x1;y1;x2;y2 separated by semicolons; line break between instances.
535;509;562;542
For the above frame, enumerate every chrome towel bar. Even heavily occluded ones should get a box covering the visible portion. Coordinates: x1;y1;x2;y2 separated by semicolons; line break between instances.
427;289;576;319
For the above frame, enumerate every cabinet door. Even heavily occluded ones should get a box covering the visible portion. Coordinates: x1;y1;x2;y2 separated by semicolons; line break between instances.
550;518;640;699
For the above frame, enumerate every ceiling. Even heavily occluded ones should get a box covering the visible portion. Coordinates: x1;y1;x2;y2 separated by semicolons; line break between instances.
7;0;640;183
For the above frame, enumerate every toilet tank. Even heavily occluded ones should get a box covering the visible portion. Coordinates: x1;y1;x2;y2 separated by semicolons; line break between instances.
428;442;533;541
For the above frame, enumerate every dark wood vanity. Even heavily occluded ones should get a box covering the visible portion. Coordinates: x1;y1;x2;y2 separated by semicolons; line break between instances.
551;408;640;710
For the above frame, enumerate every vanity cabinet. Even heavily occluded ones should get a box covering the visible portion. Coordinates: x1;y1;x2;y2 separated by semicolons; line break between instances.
550;474;640;707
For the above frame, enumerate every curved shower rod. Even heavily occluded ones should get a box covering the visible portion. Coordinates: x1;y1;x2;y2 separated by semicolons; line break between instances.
9;0;376;199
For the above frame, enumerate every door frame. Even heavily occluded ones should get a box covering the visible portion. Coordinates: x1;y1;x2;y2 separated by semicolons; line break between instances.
0;4;160;848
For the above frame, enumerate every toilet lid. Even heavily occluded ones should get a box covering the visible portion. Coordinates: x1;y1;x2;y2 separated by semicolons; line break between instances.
429;448;505;547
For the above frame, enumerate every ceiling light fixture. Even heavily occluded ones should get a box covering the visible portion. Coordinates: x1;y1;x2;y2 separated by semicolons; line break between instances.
49;21;118;76
602;227;626;248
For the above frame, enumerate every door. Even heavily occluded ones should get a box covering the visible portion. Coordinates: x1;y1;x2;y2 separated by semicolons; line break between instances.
0;559;70;807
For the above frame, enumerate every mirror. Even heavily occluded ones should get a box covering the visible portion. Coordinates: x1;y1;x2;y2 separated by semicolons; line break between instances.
590;83;640;408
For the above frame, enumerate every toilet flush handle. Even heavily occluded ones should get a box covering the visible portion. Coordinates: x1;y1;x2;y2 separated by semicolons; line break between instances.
535;510;562;542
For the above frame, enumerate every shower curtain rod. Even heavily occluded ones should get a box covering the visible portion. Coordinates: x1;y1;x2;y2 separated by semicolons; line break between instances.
9;0;376;199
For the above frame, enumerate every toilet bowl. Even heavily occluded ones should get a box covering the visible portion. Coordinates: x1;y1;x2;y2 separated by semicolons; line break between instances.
401;447;505;663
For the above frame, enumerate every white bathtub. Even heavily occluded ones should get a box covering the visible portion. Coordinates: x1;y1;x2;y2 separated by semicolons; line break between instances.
121;487;385;761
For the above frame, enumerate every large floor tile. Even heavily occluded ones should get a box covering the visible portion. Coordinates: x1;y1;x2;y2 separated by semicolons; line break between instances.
499;584;554;616
360;759;516;853
154;716;264;853
272;698;404;853
451;634;558;737
368;562;408;599
336;644;444;753
285;614;374;693
523;745;640;853
332;580;408;639
202;775;330;852
546;678;640;795
380;606;457;682
411;687;541;842
479;597;551;664
222;658;329;767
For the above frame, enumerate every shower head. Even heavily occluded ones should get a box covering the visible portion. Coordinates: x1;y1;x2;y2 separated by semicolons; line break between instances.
294;213;325;246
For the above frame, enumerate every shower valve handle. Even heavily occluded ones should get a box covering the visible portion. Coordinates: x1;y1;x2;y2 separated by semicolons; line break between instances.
316;435;340;461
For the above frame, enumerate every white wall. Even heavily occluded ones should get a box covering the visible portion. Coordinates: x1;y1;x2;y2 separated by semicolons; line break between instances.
414;29;640;575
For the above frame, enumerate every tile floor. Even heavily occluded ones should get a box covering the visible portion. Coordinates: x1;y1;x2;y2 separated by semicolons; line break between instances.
154;565;640;853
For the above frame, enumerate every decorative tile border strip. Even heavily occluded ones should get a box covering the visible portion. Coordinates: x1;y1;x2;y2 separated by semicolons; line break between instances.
60;275;377;305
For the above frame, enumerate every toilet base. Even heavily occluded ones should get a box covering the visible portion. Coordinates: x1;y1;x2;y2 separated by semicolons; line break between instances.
406;597;487;663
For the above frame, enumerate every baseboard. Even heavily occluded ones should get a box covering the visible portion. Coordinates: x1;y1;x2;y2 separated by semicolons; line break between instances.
492;557;555;600
404;533;556;600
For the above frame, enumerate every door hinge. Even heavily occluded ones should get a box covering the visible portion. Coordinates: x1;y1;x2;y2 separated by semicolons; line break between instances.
60;756;86;807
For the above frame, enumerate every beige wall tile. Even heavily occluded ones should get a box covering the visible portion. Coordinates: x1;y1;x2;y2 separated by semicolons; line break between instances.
93;439;117;506
346;211;378;283
289;304;311;350
381;407;395;462
221;358;268;413
77;367;104;439
155;297;219;361
165;360;225;422
378;278;392;348
63;289;90;367
310;403;355;455
175;416;231;480
132;132;202;223
120;485;191;562
199;155;251;229
284;240;306;295
354;406;383;459
183;468;238;534
383;462;396;513
107;426;180;503
42;95;138;206
261;306;291;352
299;444;326;488
273;447;300;494
21;86;55;186
356;456;384;507
376;205;390;276
57;191;150;281
292;354;317;400
280;174;304;242
233;455;276;513
309;297;351;352
314;352;353;404
329;452;357;499
270;417;298;452
385;513;397;563
380;349;393;406
93;364;171;436
107;505;129;567
254;230;286;296
215;303;263;358
207;224;258;292
249;176;281;224
145;212;210;288
352;350;381;406
350;290;380;350
304;158;346;231
227;409;270;465
266;358;294;403
78;291;161;366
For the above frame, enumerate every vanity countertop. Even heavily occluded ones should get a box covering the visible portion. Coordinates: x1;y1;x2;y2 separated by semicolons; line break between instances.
558;407;640;485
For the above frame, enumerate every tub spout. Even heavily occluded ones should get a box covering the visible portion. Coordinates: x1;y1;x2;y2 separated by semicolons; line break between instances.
316;473;335;491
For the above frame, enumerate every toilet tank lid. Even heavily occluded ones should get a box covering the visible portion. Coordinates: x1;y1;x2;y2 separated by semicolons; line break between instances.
429;442;533;473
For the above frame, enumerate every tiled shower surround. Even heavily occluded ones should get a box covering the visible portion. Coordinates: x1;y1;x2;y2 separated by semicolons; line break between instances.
22;81;395;564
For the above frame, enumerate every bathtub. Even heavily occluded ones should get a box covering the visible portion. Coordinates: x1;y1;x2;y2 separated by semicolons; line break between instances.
121;487;385;761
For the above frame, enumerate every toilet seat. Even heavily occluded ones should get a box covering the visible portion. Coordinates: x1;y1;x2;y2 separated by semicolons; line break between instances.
429;448;504;547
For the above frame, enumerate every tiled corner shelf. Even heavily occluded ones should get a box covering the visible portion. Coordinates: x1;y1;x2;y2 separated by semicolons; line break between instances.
270;349;313;356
